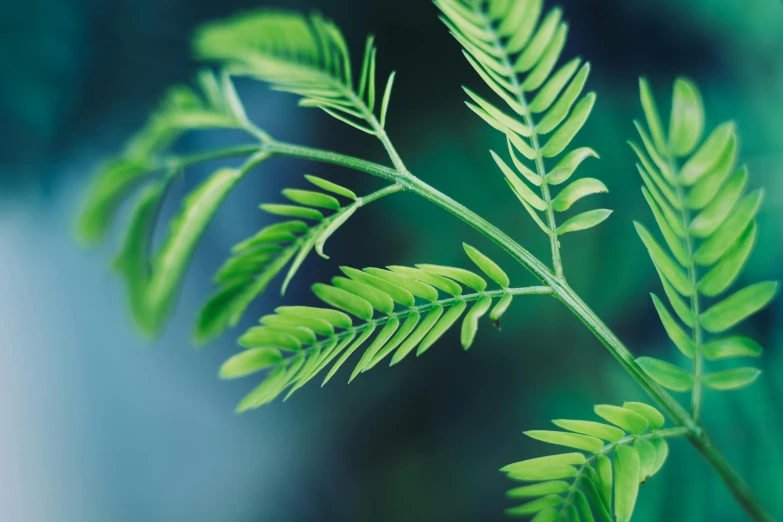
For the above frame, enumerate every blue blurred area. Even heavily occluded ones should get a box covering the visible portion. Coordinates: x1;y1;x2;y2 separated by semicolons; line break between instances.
1;0;782;521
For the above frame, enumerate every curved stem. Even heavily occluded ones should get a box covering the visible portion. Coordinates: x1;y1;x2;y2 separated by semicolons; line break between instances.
689;432;774;522
258;139;773;521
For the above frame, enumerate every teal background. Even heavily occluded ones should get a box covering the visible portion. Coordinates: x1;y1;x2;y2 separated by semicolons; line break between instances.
1;0;782;521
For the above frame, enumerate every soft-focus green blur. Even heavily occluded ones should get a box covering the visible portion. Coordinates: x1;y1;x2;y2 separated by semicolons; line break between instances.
1;0;781;521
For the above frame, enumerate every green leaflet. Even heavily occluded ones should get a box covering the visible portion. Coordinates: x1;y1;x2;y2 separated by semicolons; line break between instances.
638;78;666;157
282;188;340;210
507;481;571;499
529;58;581;114
635;438;656;481
112;182;167;333
697;222;756;297
313;283;374;320
305;175;357;200
366;312;420;370
261;314;334;336
146;166;249;334
465;87;532;136
613;445;640;522
636;357;694;392
650;294;695;358
316;205;359;259
685;137;739;210
277;306;352;328
418;301;467;356
392;306;444;365
540;93;596;158
220;348;283;379
692;190;763;266
79;159;156;244
593;405;649;435
680;122;735;185
463;243;510;287
332;276;395;314
386;266;462;296
702;368;761;391
524;430;604;453
341;267;415;307
418;264;487;291
546;148;599;186
595;455;612;509
634;222;692;296
641;188;688;266
235;366;287;413
490;293;513;328
492;151;547;210
550;178;608;212
557;209;612;236
689;165;747;238
350;318;399;381
505;496;564;517
365;267;441;301
259;204;324;221
324;326;377;385
461;295;493;349
238;327;300;350
502;453;587;475
700;281;778;333
668;77;704;157
551;420;625;442
536;62;591;135
380;71;396;128
702;336;763;361
623;402;665;430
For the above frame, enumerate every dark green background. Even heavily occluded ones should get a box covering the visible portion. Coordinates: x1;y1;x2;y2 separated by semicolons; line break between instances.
0;0;781;521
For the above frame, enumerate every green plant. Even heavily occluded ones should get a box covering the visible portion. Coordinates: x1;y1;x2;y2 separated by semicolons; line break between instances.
78;1;778;520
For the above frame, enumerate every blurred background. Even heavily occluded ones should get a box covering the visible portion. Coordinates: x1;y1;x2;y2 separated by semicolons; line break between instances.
1;0;782;521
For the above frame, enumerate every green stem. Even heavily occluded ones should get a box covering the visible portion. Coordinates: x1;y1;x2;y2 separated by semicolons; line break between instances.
668;159;705;422
689;432;775;522
166;144;261;170
258;139;773;521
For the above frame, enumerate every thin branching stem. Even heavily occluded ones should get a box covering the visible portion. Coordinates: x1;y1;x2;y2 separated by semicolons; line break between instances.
254;138;773;522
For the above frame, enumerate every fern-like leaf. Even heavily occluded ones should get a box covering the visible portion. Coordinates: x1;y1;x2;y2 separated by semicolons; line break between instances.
631;77;778;400
221;244;550;412
195;10;396;134
503;402;673;521
437;0;608;257
195;175;395;343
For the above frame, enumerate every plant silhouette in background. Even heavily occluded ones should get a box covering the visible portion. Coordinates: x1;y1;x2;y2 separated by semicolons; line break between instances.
79;0;778;520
